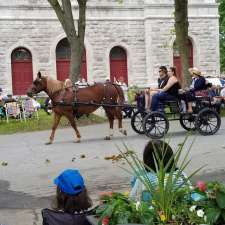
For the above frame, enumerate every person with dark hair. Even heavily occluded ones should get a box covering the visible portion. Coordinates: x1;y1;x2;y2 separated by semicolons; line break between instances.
150;66;181;111
130;140;189;202
42;169;93;225
145;66;169;111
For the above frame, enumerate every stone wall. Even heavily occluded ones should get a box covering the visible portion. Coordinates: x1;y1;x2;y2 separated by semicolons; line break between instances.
0;0;219;93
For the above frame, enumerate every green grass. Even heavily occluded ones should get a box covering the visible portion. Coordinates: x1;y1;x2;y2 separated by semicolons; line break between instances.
0;110;106;135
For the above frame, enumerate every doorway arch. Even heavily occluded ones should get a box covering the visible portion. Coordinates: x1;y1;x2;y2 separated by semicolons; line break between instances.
109;46;128;84
11;47;33;95
56;38;87;81
173;39;193;81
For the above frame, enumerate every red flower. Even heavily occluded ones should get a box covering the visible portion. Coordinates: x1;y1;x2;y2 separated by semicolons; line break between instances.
102;217;110;225
196;181;207;192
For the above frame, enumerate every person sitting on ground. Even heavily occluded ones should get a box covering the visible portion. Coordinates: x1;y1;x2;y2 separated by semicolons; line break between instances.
3;94;16;103
42;169;93;225
145;66;169;111
130;140;190;202
150;67;181;111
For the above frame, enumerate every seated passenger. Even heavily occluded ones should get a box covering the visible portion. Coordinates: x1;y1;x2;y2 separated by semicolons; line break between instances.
64;78;73;91
150;67;181;111
179;67;207;113
75;76;88;88
42;169;93;225
130;140;190;202
145;66;169;111
135;91;145;112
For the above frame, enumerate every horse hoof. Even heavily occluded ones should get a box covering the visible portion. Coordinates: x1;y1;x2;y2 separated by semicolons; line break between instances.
75;139;81;143
123;130;127;136
45;141;52;145
104;136;111;140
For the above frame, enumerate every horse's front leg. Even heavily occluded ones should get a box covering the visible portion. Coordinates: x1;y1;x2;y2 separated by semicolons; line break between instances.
66;112;81;143
117;109;127;136
104;110;114;140
46;112;61;145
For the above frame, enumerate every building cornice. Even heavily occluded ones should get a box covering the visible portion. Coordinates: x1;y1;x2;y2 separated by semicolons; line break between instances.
0;15;219;21
0;3;218;10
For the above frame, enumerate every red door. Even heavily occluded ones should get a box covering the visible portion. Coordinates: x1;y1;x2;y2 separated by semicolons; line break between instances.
110;46;128;84
173;39;193;82
56;38;87;81
11;48;33;95
56;59;70;81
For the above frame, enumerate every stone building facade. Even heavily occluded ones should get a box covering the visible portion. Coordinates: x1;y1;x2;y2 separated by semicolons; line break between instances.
0;0;220;95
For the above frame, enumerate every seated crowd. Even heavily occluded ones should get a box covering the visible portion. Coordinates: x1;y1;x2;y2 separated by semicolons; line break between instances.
0;89;41;120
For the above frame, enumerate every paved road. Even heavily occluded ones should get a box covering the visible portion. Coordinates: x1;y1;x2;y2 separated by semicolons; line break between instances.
1;118;225;225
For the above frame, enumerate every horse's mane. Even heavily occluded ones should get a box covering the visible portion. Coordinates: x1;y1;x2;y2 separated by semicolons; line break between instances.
46;77;64;94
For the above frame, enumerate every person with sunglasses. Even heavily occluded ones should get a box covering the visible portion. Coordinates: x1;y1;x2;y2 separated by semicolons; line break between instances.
145;66;169;111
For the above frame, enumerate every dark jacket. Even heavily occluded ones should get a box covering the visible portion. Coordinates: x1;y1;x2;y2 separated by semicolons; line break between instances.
42;208;92;225
191;76;206;92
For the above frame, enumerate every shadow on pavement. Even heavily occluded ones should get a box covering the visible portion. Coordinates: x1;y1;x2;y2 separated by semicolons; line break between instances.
0;180;52;209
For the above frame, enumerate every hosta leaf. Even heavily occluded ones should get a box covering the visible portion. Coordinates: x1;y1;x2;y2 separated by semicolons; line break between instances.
205;207;221;224
221;209;225;222
216;191;225;209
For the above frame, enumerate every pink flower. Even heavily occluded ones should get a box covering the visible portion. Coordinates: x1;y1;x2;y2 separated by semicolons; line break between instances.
196;181;207;192
102;217;110;225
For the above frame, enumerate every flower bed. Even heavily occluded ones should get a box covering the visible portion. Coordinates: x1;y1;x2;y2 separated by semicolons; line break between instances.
93;138;225;225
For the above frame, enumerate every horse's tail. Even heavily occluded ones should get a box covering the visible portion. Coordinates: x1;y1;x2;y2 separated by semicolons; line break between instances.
113;84;125;105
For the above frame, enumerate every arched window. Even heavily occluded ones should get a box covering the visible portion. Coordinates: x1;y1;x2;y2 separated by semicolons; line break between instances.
173;39;193;81
11;48;33;95
110;46;128;84
56;38;87;81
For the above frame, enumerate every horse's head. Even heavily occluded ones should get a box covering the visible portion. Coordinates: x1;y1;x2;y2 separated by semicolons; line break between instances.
27;72;47;97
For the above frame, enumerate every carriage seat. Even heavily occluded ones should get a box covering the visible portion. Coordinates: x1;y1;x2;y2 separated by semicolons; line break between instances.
158;99;180;114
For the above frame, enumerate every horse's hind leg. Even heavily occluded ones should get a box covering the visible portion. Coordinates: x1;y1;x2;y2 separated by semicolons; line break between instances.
104;109;114;140
66;113;81;143
46;112;61;145
116;108;127;136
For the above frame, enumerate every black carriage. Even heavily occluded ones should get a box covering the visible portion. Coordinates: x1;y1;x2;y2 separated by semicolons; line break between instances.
131;96;221;139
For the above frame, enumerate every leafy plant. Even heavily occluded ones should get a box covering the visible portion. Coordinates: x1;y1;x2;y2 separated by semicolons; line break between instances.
118;136;204;224
96;192;155;225
194;182;225;225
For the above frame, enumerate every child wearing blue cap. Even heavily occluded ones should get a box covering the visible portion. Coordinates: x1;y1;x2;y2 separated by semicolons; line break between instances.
42;169;93;225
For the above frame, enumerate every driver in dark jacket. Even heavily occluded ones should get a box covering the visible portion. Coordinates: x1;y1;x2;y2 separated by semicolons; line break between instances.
42;169;93;225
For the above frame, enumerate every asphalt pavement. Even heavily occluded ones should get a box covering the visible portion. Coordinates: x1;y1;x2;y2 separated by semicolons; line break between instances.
1;118;225;225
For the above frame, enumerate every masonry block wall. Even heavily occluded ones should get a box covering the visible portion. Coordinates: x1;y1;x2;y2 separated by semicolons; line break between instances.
0;0;219;94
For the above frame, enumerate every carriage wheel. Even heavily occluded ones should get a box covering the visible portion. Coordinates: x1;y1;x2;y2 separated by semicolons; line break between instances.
143;112;169;139
179;113;196;131
131;110;147;134
195;108;221;136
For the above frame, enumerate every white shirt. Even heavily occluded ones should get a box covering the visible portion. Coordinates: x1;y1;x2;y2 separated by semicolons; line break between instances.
220;88;225;97
75;80;88;88
116;81;128;102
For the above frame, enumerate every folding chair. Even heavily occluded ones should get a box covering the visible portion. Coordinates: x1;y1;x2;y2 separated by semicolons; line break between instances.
4;102;22;123
0;105;6;119
22;99;39;121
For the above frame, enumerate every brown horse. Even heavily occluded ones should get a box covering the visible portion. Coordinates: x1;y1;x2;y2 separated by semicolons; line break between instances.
27;72;127;144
